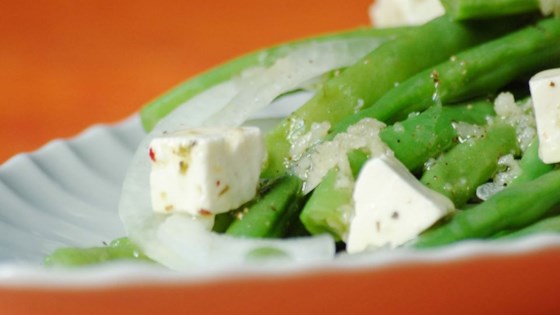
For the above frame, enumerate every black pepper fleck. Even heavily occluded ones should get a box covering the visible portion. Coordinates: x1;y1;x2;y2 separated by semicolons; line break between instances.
430;70;440;84
219;185;230;196
179;160;189;174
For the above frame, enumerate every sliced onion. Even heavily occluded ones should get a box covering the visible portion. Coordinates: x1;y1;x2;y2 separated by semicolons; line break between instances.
203;38;383;127
119;37;383;270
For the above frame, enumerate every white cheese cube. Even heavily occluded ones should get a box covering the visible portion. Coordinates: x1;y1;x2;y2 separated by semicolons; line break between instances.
369;0;444;27
346;154;454;253
529;68;560;164
149;127;264;216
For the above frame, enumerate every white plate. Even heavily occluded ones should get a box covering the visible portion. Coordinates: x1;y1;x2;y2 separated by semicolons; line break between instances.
0;114;143;265
1;92;560;289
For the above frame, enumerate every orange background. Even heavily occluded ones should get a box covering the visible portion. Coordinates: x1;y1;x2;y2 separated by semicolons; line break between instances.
1;0;373;163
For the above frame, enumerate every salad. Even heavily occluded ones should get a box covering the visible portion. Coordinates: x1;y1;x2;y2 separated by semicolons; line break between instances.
46;0;560;270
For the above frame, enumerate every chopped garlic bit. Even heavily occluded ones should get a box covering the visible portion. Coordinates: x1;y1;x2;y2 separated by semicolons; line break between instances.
291;118;389;193
423;157;437;172
493;92;536;152
452;121;487;143
354;98;365;113
289;121;331;163
407;111;420;119
476;154;521;201
392;122;405;133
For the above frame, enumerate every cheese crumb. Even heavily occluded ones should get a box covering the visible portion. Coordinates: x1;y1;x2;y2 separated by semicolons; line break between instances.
291;118;389;194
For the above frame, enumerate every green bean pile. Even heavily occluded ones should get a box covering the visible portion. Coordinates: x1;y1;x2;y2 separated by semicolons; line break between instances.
46;0;560;266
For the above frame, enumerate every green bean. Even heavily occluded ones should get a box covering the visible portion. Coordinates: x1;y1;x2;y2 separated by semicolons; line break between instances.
139;27;408;131
44;238;152;267
381;99;494;172
300;101;495;239
297;149;368;240
413;169;560;248
267;193;308;238
299;167;354;240
421;121;519;207
332;17;560;135
212;212;236;233
347;149;370;178
284;218;312;237
509;139;555;186
225;176;302;238
441;0;540;20
263;15;523;178
497;215;560;240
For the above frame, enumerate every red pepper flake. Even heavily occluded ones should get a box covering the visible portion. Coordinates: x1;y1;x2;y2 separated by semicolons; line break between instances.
199;209;212;216
216;180;221;186
149;147;156;162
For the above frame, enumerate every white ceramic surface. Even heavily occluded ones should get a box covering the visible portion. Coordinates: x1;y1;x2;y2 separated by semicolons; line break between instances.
0;115;144;264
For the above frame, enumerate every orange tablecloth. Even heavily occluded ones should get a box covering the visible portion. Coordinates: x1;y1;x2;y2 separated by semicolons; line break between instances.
1;0;372;163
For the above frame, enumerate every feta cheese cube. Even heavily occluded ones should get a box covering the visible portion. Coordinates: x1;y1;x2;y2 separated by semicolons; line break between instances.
149;127;264;216
529;68;560;164
346;154;454;253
